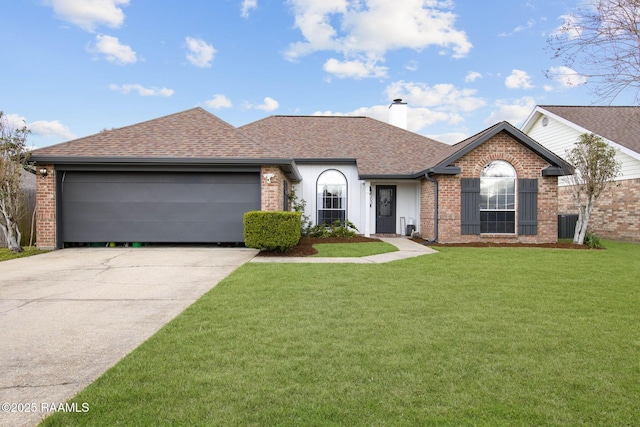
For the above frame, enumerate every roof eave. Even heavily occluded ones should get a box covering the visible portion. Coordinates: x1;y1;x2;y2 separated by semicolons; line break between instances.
359;174;419;180
422;166;462;176
542;165;573;176
30;156;303;182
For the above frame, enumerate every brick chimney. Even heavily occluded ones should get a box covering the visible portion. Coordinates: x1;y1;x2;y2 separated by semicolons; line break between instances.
388;98;407;129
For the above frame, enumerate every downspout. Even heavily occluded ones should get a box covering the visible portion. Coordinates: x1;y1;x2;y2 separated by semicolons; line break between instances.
423;174;438;244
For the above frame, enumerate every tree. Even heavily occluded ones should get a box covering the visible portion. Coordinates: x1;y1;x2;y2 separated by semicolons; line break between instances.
566;133;621;245
547;0;640;103
0;112;31;253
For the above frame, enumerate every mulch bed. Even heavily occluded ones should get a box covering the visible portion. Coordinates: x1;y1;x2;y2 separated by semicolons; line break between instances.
256;236;593;257
410;237;594;250
255;236;382;257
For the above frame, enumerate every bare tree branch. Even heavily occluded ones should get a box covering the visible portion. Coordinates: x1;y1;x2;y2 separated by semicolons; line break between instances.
547;0;640;104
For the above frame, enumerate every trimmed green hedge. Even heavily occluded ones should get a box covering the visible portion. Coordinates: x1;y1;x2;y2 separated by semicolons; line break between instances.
243;211;302;252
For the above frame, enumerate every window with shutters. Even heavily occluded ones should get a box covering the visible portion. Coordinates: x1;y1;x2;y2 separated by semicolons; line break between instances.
480;160;516;234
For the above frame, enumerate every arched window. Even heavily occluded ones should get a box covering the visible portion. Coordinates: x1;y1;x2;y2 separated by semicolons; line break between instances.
317;170;347;226
480;160;516;233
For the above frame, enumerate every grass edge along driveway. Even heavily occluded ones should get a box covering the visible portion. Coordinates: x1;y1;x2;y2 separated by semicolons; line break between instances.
42;241;640;426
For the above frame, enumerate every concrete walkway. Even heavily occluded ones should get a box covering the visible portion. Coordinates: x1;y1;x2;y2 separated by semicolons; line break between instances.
250;237;437;263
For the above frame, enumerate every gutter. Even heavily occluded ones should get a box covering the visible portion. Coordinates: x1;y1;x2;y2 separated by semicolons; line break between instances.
423;174;438;244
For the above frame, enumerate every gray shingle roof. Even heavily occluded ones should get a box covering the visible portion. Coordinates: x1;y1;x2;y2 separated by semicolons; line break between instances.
30;107;567;178
540;105;640;154
30;107;282;160
239;115;450;176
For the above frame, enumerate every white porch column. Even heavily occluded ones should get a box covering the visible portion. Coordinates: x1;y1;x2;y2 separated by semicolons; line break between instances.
364;181;371;237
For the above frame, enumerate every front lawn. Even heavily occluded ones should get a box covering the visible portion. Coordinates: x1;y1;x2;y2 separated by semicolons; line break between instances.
312;241;398;257
42;241;640;426
0;247;46;262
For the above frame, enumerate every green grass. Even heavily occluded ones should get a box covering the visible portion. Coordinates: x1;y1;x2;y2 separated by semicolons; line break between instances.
312;241;398;257
42;241;640;426
0;247;47;262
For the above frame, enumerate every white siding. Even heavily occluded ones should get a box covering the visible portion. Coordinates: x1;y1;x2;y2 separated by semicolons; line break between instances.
527;114;640;183
293;164;365;231
293;164;421;235
368;181;420;235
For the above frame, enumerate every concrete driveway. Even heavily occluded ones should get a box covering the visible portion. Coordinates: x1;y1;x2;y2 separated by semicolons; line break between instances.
0;246;257;427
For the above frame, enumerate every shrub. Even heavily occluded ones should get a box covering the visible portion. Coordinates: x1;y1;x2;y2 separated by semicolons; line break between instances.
287;188;312;235
584;231;603;249
243;211;301;252
309;220;359;239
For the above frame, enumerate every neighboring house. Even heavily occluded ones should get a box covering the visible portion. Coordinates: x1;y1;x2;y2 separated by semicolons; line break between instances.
522;106;640;242
30;103;571;249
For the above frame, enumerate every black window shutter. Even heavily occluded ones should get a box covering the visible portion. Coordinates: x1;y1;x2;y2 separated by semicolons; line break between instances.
461;178;480;235
518;178;538;235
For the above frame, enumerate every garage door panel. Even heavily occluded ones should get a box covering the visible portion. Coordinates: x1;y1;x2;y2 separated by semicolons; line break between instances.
61;172;260;243
63;220;245;243
64;182;259;204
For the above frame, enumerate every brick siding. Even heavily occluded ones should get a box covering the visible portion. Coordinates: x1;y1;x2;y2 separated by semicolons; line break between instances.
420;132;559;244
35;165;56;249
558;178;640;242
260;166;291;211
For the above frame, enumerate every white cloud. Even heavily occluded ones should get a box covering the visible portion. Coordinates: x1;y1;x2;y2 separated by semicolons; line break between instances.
256;97;279;111
109;84;174;97
185;37;216;68
28;120;77;140
314;103;460;134
285;0;471;78
500;19;535;36
2;113;76;141
385;80;486;113
205;94;233;109
88;35;137;64
45;0;129;32
2;113;28;130
245;97;279;111
323;57;388;79
241;0;257;18
505;69;534;89
554;14;583;40
514;19;535;33
465;71;482;83
484;96;537;127
405;60;418;71
547;66;587;88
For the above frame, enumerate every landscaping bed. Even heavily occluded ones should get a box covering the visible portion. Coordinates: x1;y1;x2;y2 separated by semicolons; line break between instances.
411;237;593;249
256;236;592;257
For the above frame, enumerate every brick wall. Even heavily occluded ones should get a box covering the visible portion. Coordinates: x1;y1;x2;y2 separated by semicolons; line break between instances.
420;132;559;244
35;165;56;249
420;179;436;240
558;178;640;242
261;166;290;211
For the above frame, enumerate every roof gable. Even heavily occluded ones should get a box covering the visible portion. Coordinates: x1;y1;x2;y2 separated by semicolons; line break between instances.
239;115;451;177
30;107;282;161
428;121;573;176
524;105;640;157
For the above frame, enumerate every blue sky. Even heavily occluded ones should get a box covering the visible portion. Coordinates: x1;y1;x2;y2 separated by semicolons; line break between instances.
1;0;625;148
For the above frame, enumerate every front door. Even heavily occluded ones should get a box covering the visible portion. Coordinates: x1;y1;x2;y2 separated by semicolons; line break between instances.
376;185;396;233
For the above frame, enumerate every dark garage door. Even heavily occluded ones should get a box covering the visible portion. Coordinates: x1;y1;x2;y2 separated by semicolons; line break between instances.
61;171;260;243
